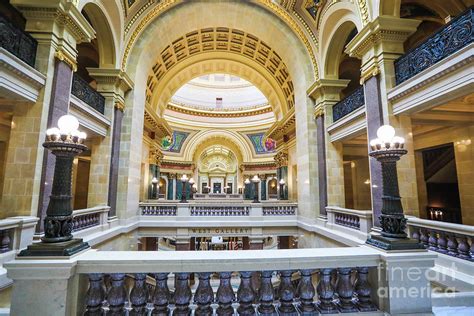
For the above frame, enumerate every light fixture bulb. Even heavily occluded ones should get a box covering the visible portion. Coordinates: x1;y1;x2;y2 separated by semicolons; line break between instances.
376;125;395;143
151;177;158;184
279;179;285;185
189;178;195;184
57;115;79;135
370;138;381;147
46;128;60;136
392;136;405;144
79;132;87;140
244;178;250;184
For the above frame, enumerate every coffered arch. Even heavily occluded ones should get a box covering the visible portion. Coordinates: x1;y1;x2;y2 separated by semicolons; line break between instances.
148;55;288;119
145;27;295;117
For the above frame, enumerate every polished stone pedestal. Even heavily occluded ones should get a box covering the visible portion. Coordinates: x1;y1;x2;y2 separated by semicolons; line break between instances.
18;238;90;257
366;233;424;251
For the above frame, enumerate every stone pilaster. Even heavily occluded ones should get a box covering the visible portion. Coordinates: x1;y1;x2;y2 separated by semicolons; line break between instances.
88;69;133;218
167;173;176;200
308;79;349;216
260;175;266;201
345;16;421;227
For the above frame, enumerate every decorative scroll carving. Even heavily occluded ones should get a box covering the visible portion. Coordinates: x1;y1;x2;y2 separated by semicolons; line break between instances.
395;7;474;85
274;151;289;168
71;74;105;114
332;86;365;122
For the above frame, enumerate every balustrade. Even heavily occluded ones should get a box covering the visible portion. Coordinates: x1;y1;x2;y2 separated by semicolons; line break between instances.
83;265;379;315
141;204;177;216
0;13;37;67
394;7;474;85
334;213;360;230
0;229;12;253
71;73;106;114
190;206;250;216
332;86;365;122
72;206;110;233
407;217;474;262
262;205;297;216
326;206;372;236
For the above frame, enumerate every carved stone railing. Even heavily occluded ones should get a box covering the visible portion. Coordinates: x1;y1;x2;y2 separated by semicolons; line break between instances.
0;13;37;67
140;203;177;216
71;73;105;114
190;206;250;216
394;7;474;85
139;201;298;219
332;86;365;122
262;204;297;216
194;193;243;199
407;216;474;261
326;206;373;236
72;206;110;233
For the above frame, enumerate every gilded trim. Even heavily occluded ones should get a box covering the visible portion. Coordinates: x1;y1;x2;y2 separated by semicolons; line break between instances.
54;49;77;72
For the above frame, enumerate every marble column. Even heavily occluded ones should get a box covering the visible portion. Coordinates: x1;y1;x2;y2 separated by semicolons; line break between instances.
107;103;124;218
364;76;384;227
315;113;327;216
167;174;175;200
260;177;267;201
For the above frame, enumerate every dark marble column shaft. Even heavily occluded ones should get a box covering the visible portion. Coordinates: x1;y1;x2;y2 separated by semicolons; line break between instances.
36;60;73;234
316;114;327;216
363;75;384;227
107;107;124;218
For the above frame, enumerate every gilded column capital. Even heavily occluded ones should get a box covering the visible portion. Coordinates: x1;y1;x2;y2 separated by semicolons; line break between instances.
54;48;77;71
114;100;125;112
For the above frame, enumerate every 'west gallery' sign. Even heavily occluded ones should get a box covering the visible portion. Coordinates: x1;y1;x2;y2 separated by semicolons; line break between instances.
190;227;251;236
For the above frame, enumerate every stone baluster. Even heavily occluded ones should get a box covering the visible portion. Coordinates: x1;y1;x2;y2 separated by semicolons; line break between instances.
216;272;235;315
411;229;420;242
336;268;357;312
258;271;276;315
237;271;256;316
437;233;448;254
278;270;297;315
194;272;214;316
297;269;316;314
107;273;127;316
419;229;429;248
428;230;438;251
317;268;336;313
84;273;105;316
447;235;459;257
152;273;171;315
457;237;470;260
130;273;149;316
173;273;192;316
470;237;474;262
0;230;11;253
355;267;376;311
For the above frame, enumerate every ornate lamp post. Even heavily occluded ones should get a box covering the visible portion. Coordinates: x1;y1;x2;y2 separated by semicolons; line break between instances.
366;125;423;250
180;174;189;203
244;178;250;200
251;175;260;203
279;178;286;200
20;115;90;256
188;178;195;200
151;177;158;199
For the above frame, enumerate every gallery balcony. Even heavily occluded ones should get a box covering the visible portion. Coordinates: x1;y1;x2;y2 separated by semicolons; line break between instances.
389;7;474;115
71;73;106;115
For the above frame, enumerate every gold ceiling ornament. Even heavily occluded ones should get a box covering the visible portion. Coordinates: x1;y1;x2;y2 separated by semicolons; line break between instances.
120;0;319;80
274;150;289;168
357;0;370;26
54;49;77;72
146;27;295;110
149;147;164;166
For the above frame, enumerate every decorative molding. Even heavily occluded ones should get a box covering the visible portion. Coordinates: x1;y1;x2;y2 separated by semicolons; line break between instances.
360;64;380;84
266;107;296;142
274;150;289;168
166;102;273;118
54;49;77;72
144;108;172;138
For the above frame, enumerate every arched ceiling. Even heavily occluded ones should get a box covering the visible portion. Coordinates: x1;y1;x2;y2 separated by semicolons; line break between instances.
145;27;295;118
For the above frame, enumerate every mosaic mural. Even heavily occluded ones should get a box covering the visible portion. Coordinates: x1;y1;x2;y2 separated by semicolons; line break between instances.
247;133;275;154
165;131;190;153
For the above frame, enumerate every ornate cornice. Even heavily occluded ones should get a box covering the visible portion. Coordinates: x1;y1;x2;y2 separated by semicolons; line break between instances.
266;107;296;142
166;102;273;118
144;108;172;138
